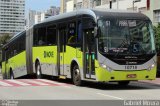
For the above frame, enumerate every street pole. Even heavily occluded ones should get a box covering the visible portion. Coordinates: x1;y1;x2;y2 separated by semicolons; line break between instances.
117;0;119;9
109;0;112;9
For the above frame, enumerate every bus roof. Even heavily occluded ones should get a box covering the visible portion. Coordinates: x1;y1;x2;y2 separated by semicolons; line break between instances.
40;9;150;25
92;9;150;20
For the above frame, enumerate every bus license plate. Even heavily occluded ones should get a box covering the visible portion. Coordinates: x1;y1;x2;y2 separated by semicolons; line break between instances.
127;74;137;78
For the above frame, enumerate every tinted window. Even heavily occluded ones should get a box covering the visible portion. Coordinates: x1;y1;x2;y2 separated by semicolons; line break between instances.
67;22;76;45
46;25;57;45
77;21;82;43
38;27;46;46
5;32;26;60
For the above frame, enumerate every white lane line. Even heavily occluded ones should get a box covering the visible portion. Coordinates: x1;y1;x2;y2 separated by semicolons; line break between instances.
36;79;66;86
23;80;49;86
97;93;123;100
0;81;12;86
7;80;30;86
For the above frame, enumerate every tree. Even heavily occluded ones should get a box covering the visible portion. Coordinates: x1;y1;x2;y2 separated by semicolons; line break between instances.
154;23;160;55
0;34;11;46
0;34;12;63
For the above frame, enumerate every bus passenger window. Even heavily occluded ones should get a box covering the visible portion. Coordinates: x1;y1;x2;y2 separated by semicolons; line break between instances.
46;25;57;45
77;22;82;43
38;38;45;45
37;27;47;46
67;22;76;44
33;28;38;46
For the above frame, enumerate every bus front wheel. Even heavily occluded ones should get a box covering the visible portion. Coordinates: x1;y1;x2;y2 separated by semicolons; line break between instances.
35;62;42;79
72;65;82;86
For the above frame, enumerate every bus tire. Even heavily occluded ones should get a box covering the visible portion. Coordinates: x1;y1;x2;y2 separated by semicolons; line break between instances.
35;62;42;79
72;65;82;86
118;81;130;86
9;69;14;80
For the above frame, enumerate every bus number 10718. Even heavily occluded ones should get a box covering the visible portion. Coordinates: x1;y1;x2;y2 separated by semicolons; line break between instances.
125;65;137;70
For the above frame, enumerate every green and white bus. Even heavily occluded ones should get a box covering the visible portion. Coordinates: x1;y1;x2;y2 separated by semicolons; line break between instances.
1;9;157;86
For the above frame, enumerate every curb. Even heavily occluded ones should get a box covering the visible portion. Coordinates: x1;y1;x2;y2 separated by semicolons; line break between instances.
139;79;160;85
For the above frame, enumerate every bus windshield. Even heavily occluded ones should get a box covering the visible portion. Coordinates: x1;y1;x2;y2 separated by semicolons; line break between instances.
98;19;156;55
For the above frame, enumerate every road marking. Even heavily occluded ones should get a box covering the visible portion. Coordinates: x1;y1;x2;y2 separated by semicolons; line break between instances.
0;80;13;87
7;80;30;86
0;79;71;87
21;80;49;86
37;79;69;86
97;93;123;100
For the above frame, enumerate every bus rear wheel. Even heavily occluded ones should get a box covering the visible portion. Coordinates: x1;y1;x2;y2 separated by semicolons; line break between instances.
72;65;82;86
35;62;42;79
118;81;130;86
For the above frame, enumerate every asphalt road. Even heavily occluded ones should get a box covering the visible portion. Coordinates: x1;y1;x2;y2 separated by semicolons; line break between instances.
0;78;160;100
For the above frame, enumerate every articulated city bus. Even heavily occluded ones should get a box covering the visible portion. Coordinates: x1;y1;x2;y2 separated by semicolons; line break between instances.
1;9;157;86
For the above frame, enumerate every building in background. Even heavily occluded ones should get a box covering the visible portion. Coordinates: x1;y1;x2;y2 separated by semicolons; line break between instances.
35;12;52;24
61;0;122;13
26;6;60;29
144;0;160;25
60;0;72;13
95;0;160;25
25;10;37;29
60;0;160;25
0;0;25;35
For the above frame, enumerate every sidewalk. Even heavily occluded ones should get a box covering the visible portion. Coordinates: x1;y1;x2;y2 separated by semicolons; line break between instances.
140;78;160;85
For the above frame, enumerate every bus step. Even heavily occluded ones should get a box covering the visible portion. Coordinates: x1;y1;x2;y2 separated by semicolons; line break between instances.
59;75;67;79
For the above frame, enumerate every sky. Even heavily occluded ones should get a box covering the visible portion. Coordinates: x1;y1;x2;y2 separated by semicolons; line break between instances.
25;0;60;12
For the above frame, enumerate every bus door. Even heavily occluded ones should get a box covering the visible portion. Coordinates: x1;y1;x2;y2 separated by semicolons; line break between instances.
83;28;96;79
58;26;67;76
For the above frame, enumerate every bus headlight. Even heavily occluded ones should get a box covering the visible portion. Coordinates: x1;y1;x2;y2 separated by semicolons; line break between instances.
101;64;113;72
147;64;155;71
101;64;107;68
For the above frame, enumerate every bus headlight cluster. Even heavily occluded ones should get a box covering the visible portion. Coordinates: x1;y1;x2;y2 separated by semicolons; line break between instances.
101;64;113;72
101;64;107;68
147;64;155;71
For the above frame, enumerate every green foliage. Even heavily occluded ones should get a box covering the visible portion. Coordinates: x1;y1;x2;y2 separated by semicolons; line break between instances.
0;34;12;62
0;34;11;47
154;23;160;54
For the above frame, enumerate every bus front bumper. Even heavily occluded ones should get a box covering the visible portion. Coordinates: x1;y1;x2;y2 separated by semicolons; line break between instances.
95;67;157;82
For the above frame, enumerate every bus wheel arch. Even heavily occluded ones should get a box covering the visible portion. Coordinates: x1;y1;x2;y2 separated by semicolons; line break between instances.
35;59;42;79
70;60;82;86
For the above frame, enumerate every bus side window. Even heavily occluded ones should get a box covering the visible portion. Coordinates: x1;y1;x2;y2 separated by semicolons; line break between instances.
33;28;38;46
37;27;47;46
46;25;57;45
77;21;82;43
14;50;17;55
67;22;76;44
